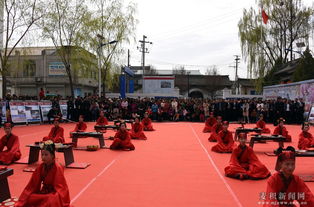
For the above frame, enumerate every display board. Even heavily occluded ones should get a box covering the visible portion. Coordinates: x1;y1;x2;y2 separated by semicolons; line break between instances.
307;106;314;124
39;101;52;122
0;101;7;123
59;100;68;120
24;101;41;122
9;101;27;123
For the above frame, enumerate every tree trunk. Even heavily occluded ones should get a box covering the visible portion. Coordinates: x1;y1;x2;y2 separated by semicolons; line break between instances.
2;74;6;99
102;66;107;98
66;65;75;98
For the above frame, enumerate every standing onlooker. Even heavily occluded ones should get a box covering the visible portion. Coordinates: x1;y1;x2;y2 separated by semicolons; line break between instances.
242;100;250;123
39;88;45;100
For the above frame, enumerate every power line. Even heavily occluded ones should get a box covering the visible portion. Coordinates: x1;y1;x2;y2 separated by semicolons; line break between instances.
152;8;243;39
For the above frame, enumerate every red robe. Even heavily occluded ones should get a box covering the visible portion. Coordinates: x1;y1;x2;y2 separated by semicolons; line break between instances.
141;118;154;131
273;126;292;142
43;126;65;143
0;133;21;164
96;117;108;126
211;130;235;153
225;145;270;179
69;122;87;138
110;130;135;150
208;123;223;142
256;120;271;134
298;131;314;150
264;172;314;207
130;123;147;140
16;162;71;207
203;117;217;133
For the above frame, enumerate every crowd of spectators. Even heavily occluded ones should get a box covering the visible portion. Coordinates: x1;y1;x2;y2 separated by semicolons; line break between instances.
2;92;306;125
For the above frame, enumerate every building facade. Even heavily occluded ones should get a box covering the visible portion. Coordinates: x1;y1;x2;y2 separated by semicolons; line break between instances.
7;47;98;97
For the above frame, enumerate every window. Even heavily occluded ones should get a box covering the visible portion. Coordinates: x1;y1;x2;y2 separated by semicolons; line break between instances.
23;60;36;77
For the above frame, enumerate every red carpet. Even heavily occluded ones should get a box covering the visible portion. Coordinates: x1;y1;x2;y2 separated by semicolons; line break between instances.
4;122;314;207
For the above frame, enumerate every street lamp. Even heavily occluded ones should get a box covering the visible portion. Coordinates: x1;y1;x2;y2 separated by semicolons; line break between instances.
97;34;118;97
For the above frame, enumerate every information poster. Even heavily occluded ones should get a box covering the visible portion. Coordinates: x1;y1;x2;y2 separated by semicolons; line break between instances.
39;101;52;122
59;100;68;120
9;101;27;123
0;101;7;123
24;101;41;122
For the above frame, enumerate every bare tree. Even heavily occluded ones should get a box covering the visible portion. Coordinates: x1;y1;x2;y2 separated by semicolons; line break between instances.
0;0;44;98
205;65;220;75
172;65;187;75
146;64;158;75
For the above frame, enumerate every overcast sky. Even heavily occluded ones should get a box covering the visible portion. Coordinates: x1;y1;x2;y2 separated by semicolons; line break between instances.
126;0;314;80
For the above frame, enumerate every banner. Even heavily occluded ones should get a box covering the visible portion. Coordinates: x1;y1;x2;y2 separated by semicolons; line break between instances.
24;101;41;122
264;79;314;112
9;102;27;123
119;75;126;98
129;79;134;93
39;101;52;122
59;100;68;119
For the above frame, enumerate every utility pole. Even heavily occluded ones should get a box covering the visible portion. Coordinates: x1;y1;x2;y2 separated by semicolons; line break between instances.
235;55;240;95
138;35;152;93
289;0;294;61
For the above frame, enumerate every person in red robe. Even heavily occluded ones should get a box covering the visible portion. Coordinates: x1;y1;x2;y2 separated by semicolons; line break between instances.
95;111;109;132
16;141;71;207
208;116;223;142
43;118;64;143
225;133;270;180
110;122;135;151
211;121;236;153
256;114;271;134
0;123;21;164
130;117;147;140
298;122;314;150
263;147;314;207
96;110;109;125
69;115;87;138
203;112;217;133
273;118;292;142
142;112;154;131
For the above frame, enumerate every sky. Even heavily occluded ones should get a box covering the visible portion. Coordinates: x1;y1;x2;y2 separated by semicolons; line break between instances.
126;0;314;80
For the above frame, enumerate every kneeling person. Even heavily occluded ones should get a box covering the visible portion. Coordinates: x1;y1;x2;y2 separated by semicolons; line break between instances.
211;121;235;153
225;133;270;180
263;147;314;206
110;122;135;151
16;141;71;207
70;115;87;138
43;118;65;143
130;117;147;140
0;122;21;164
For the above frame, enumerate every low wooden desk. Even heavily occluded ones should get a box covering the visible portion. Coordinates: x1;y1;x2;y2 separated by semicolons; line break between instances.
249;135;286;149
71;132;105;148
234;128;262;140
27;144;74;167
0;168;13;202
